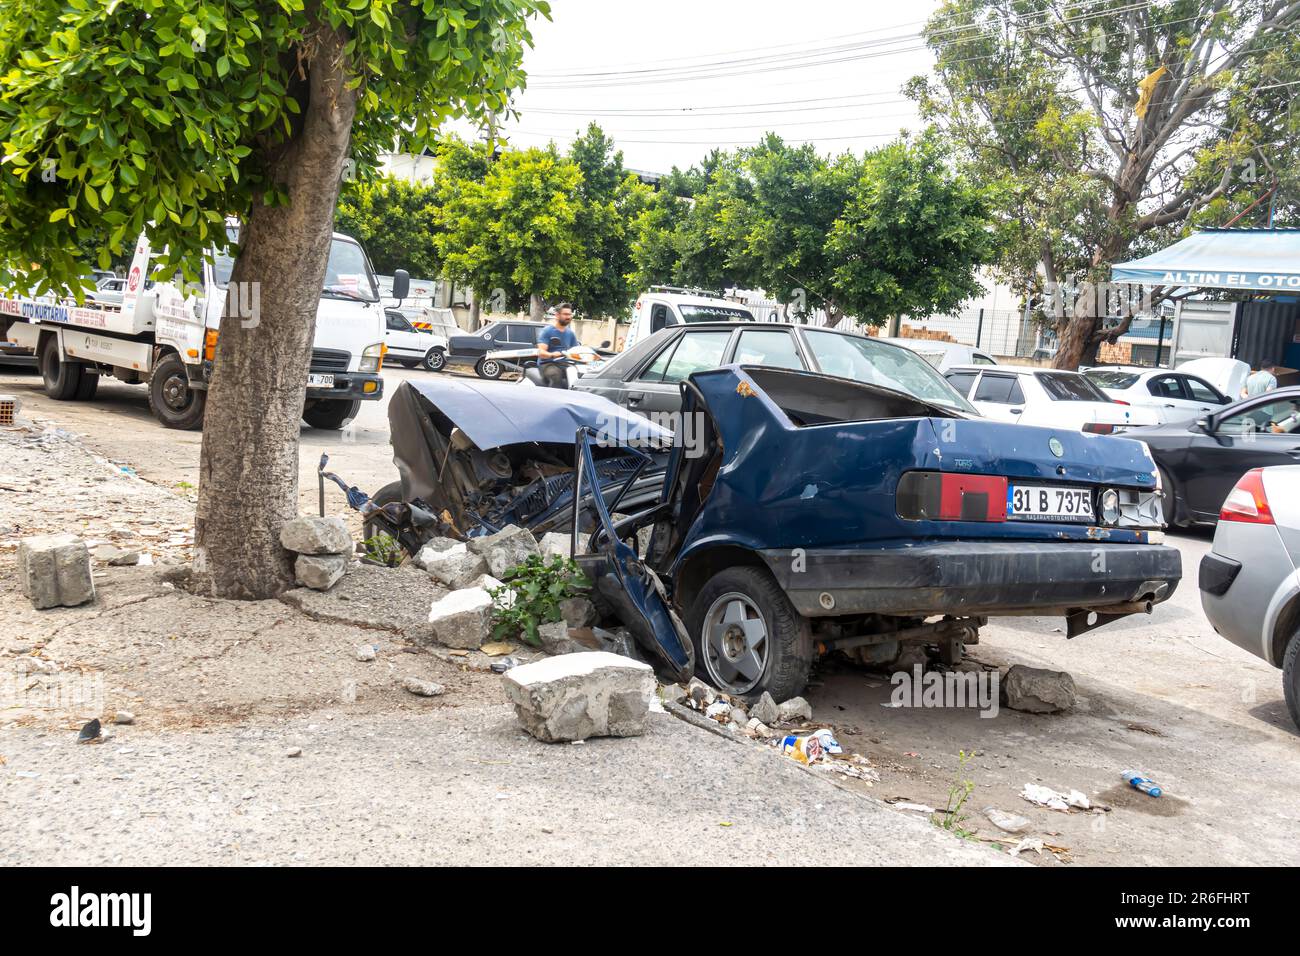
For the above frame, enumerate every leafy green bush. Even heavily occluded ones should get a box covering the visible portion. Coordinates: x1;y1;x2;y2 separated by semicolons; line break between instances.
488;555;591;646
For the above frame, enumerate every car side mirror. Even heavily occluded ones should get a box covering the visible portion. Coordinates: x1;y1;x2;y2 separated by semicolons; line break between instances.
600;340;611;348
1196;416;1215;433
391;269;410;302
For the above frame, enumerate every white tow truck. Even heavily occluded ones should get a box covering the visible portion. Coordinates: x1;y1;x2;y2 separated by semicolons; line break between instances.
0;226;400;430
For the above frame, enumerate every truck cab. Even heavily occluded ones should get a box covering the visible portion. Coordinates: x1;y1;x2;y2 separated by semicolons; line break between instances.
623;287;755;352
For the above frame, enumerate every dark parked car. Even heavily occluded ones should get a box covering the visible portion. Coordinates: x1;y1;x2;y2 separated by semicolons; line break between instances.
573;365;1180;699
573;322;977;418
1131;386;1300;526
444;320;548;379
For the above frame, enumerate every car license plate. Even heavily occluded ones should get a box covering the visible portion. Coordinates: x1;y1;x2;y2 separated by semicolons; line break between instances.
1007;485;1094;521
306;373;335;389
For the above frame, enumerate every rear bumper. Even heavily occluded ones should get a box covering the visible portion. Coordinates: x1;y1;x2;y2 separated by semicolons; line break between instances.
760;541;1181;619
1199;521;1295;665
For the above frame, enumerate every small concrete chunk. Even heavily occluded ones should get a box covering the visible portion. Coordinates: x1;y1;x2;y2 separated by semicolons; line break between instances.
17;534;95;609
749;691;780;725
537;620;588;656
502;651;656;742
559;596;598;628
417;541;489;589
294;553;347;591
427;587;493;649
280;516;352;556
402;676;445;697
466;524;541;577
1002;665;1077;713
777;696;812;723
538;532;575;561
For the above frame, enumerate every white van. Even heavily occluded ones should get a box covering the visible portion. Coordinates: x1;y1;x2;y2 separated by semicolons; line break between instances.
623;287;755;351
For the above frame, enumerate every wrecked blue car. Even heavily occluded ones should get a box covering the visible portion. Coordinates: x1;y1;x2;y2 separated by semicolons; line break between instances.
574;365;1181;699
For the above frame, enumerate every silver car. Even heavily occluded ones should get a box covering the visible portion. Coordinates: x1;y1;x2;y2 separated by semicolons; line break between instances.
1199;465;1300;728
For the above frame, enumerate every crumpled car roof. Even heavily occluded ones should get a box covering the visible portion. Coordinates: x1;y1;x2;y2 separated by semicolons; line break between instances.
395;377;672;449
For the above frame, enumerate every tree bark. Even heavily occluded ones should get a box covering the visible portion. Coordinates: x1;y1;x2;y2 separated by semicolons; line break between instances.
529;292;545;321
193;19;357;599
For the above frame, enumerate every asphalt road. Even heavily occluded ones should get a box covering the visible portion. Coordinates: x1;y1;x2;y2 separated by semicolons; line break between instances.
3;357;1298;866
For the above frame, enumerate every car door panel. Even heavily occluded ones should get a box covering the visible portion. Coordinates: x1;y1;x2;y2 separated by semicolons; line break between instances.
1186;397;1300;518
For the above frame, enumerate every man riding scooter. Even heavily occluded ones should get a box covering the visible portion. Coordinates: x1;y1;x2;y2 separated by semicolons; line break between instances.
536;301;580;388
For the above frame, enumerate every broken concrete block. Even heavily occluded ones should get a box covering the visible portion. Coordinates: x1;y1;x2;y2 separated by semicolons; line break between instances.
427;587;493;649
538;532;574;561
418;536;461;554
559;596;598;628
417;541;489;590
402;676;445;697
90;543;140;566
501;651;656;742
355;644;377;662
466;524;541;577
1002;665;1077;713
294;553;347;591
777;696;812;723
749;691;780;725
17;535;95;609
537;620;590;656
280;516;352;556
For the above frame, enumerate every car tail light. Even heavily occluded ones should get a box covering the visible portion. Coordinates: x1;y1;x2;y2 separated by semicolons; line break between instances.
897;471;1007;522
1083;422;1115;434
1219;468;1273;524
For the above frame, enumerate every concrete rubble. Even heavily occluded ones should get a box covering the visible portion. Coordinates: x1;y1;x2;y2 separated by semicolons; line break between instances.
416;539;489;589
427;586;494;650
280;515;353;591
466;524;541;577
17;534;95;609
1002;664;1078;713
502;651;657;742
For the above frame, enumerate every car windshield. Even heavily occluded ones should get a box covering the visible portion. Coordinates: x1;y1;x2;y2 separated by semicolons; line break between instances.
802;330;977;413
678;304;754;323
1037;371;1112;402
1085;369;1140;389
212;237;378;301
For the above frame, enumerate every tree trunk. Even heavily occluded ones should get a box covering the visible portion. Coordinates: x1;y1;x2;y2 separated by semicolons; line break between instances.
1053;290;1103;371
529;292;545;321
193;20;357;599
469;294;482;331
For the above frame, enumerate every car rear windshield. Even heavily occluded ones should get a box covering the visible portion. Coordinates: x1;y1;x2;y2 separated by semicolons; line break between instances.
678;305;754;323
803;330;977;413
1085;369;1140;389
1037;371;1111;402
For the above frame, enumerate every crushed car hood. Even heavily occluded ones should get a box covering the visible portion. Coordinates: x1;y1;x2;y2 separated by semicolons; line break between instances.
388;379;672;537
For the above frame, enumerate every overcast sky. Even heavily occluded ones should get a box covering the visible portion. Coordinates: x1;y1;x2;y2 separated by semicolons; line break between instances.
448;0;946;173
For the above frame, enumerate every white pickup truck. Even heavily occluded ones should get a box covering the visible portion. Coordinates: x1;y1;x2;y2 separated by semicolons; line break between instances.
1;227;400;430
622;286;756;352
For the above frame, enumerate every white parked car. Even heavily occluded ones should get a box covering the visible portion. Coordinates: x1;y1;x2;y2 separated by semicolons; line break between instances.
1083;365;1231;423
1178;356;1250;399
384;308;448;371
944;364;1158;433
879;337;997;371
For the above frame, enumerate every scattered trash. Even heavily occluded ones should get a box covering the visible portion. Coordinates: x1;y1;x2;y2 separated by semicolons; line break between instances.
984;807;1032;833
1020;783;1091;811
1009;836;1045;857
891;801;937;814
775;728;841;764
704;700;732;721
479;641;515;657
76;718;102;744
113;711;135;726
1120;769;1163;797
490;656;519;673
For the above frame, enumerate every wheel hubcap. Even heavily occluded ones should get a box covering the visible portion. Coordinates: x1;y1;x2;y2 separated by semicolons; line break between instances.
702;592;768;694
162;374;190;411
483;361;499;377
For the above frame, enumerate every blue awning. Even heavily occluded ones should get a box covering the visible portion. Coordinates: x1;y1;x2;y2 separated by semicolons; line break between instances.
1111;228;1300;292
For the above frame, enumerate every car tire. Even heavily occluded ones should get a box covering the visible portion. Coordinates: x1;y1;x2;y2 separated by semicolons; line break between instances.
362;480;404;542
423;347;447;372
302;398;360;430
1284;629;1300;731
147;352;207;430
1157;465;1186;527
688;564;813;702
39;335;83;400
475;356;503;380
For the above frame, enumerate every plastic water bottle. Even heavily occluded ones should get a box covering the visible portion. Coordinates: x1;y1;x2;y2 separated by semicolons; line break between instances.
1120;770;1162;797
